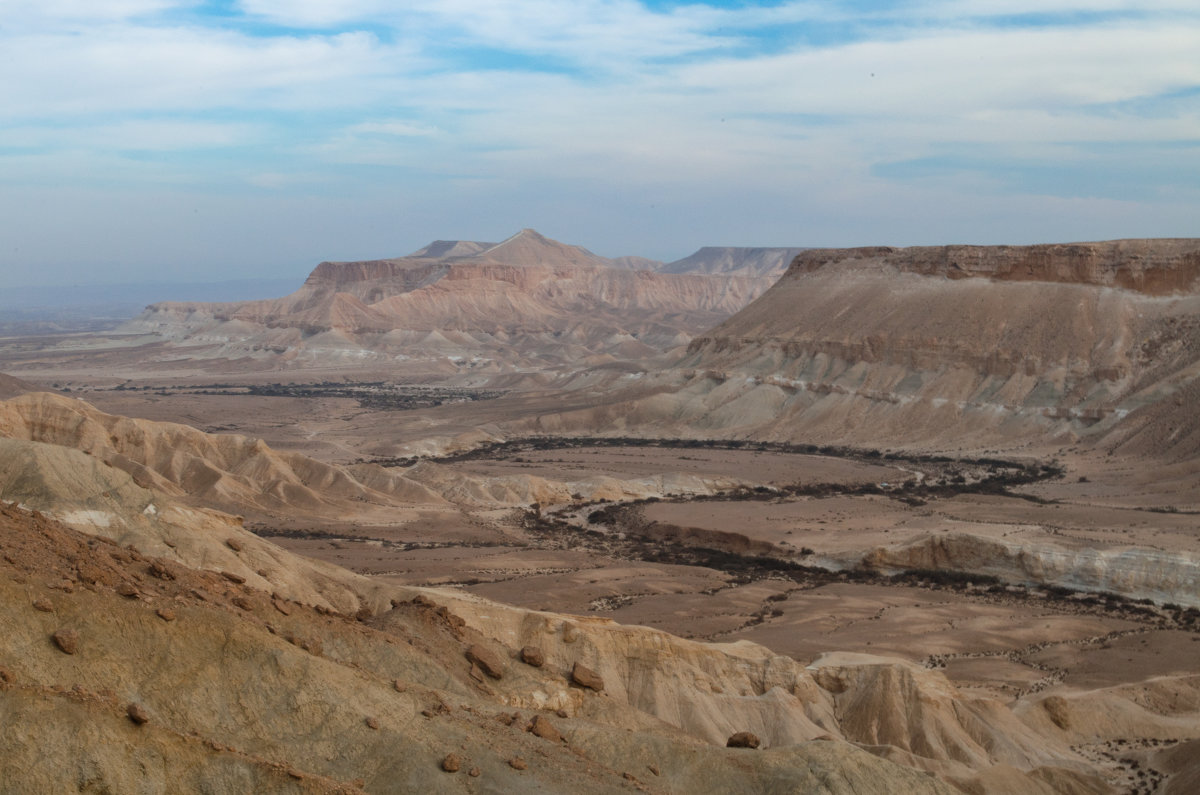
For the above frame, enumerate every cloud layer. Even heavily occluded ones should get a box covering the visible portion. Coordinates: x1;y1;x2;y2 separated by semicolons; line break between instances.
2;0;1197;285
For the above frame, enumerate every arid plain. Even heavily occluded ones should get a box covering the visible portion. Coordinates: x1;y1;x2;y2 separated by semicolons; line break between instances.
3;232;1200;793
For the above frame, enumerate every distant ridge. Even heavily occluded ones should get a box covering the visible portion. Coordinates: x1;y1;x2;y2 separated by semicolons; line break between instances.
662;246;809;278
121;229;784;371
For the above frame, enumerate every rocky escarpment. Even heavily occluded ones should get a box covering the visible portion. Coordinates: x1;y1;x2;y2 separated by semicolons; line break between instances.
859;533;1200;608
790;239;1200;296
545;239;1200;453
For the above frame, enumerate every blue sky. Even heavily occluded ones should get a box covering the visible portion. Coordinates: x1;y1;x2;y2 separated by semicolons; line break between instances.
1;0;1198;288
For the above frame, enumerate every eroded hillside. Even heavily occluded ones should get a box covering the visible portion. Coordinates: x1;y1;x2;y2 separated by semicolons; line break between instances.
115;230;779;375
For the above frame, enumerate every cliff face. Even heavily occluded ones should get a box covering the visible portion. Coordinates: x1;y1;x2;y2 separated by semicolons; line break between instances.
654;239;1200;452
790;239;1200;296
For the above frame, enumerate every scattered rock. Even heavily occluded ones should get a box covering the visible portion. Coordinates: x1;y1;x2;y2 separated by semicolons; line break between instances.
648;764;660;776
441;753;461;773
465;644;505;679
31;597;54;613
726;732;760;749
220;571;246;584
127;703;150;725
509;757;527;771
271;597;292;616
527;714;563;744
562;623;580;644
0;666;15;687
354;606;373;622
365;717;379;730
520;645;545;667
286;634;323;657
148;559;176;580
52;628;79;655
571;662;604;692
393;679;407;692
232;596;254;611
76;562;105;586
468;767;480;778
623;772;638;782
226;538;243;552
556;708;569;719
156;607;177;622
422;701;451;719
116;582;140;598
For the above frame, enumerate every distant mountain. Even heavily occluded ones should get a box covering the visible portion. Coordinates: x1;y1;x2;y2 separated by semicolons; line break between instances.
661;246;809;278
121;229;782;374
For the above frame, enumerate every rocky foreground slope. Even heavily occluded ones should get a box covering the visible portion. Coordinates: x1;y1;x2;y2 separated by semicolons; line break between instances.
3;491;1143;795
6;392;1200;792
118;230;783;375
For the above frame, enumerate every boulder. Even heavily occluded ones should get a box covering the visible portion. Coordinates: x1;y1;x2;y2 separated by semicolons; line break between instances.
465;644;505;679
571;661;604;691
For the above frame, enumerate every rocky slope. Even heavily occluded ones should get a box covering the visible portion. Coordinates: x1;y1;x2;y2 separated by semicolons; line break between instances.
530;239;1200;456
119;230;781;374
0;373;49;400
0;495;1127;794
0;391;445;524
0;388;1189;792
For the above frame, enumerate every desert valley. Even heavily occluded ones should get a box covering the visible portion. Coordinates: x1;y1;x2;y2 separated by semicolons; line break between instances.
3;230;1200;794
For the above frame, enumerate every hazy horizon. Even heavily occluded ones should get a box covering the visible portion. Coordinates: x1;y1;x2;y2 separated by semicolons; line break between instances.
3;1;1197;289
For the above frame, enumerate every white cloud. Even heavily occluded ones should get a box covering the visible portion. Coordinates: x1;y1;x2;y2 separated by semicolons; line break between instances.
1;0;1198;284
0;27;413;116
0;0;192;24
345;120;439;137
0;120;258;151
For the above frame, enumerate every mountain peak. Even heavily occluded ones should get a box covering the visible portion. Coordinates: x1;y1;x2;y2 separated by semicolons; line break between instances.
472;229;612;269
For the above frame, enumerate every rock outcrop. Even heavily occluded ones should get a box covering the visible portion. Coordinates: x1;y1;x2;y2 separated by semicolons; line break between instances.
859;532;1200;608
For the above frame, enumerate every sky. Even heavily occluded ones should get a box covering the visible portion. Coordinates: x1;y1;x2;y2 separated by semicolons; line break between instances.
2;0;1198;289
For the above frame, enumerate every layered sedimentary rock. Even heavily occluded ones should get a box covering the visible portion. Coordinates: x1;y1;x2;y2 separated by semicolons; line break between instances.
859;532;1200;608
121;230;780;372
536;239;1200;456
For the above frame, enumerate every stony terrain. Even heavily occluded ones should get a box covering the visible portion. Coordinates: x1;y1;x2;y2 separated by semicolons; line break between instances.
3;237;1200;793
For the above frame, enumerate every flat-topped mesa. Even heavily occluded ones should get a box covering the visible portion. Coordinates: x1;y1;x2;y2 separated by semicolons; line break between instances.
303;258;446;290
302;229;609;289
790;239;1200;296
